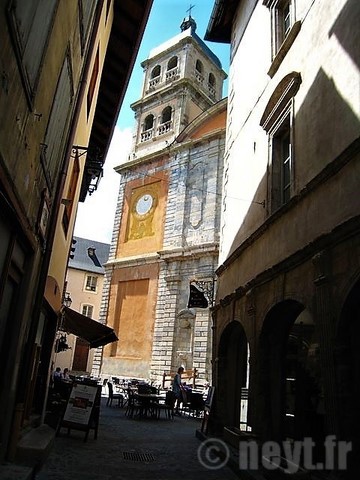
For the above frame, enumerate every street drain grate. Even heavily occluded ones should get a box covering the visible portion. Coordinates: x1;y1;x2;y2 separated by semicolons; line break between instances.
122;451;155;462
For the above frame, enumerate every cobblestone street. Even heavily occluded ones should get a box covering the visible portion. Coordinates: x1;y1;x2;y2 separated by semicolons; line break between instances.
35;397;239;480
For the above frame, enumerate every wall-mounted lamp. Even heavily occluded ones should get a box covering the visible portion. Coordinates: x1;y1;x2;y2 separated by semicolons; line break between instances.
72;144;104;198
63;292;72;308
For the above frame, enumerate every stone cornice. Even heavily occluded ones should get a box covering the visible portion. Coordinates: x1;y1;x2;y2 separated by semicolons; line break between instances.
158;243;219;261
214;214;360;311
105;252;159;268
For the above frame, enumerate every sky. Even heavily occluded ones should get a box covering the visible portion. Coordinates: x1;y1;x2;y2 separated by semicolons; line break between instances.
74;0;230;245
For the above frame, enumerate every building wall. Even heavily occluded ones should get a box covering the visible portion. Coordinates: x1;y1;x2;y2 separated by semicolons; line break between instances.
101;111;226;383
219;0;359;268
102;261;159;379
210;0;360;471
0;0;100;461
54;267;106;374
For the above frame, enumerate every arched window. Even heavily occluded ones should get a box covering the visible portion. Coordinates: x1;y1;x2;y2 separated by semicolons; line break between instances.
144;114;154;131
167;56;178;70
195;59;203;73
208;73;216;87
151;65;161;78
161;106;172;124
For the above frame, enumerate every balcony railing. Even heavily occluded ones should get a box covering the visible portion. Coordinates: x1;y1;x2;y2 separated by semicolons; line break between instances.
157;121;172;136
195;70;204;84
149;76;160;89
165;67;179;82
208;84;216;98
141;129;154;142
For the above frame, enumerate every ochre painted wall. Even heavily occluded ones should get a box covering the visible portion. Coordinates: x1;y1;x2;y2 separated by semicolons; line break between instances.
116;170;168;258
103;262;159;378
191;109;227;140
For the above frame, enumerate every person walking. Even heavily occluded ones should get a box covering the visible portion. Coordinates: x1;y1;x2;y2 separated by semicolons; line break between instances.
172;366;184;415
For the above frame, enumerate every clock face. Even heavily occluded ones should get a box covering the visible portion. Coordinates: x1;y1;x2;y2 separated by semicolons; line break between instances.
135;194;153;215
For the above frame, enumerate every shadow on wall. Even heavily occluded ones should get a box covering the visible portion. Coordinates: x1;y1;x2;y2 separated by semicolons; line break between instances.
227;65;360;265
329;0;360;71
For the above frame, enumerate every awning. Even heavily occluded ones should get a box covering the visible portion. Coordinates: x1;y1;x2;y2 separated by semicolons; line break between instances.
62;307;118;348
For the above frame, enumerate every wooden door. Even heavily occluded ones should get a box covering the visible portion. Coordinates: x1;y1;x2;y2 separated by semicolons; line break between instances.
72;338;89;372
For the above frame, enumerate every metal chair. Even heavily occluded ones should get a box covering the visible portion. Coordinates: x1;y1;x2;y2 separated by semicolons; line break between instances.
106;382;124;407
155;391;176;419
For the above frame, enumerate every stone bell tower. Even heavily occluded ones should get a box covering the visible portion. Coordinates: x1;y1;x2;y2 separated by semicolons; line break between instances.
130;15;227;160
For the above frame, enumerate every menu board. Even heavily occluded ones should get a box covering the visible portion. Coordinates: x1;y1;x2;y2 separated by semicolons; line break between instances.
63;383;98;425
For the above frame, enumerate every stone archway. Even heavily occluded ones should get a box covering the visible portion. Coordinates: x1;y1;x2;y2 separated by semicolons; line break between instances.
335;277;360;474
217;321;249;431
258;299;324;447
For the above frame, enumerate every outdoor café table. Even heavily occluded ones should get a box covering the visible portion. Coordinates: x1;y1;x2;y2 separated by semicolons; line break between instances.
134;393;163;418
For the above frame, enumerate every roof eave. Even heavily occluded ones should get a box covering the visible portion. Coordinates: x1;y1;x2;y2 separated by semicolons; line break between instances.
205;0;239;44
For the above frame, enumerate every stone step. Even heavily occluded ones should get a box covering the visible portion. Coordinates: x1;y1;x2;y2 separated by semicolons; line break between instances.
15;424;55;469
0;464;33;480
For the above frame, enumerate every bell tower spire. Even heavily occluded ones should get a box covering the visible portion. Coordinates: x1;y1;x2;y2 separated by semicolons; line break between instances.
129;11;227;161
180;4;196;32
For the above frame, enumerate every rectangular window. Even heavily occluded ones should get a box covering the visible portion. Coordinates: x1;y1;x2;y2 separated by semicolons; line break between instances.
281;130;291;204
78;0;96;54
87;48;99;118
62;155;80;234
283;2;291;38
269;110;293;211
82;304;94;318
7;0;57;104
85;275;97;292
264;0;294;58
41;53;74;192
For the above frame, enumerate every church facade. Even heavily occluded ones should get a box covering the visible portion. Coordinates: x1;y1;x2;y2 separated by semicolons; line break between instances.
95;17;227;385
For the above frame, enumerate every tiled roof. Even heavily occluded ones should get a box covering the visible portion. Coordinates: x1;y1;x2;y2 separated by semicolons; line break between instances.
68;236;110;274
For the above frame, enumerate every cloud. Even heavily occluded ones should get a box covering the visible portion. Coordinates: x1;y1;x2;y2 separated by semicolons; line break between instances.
74;126;133;244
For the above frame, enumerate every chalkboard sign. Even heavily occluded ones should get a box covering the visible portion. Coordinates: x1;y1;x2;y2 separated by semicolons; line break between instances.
57;382;101;441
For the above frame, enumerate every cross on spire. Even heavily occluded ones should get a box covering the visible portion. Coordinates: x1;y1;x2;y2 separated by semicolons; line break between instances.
186;4;195;18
